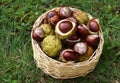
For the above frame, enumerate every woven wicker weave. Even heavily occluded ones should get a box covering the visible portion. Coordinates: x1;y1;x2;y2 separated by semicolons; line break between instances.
31;7;104;79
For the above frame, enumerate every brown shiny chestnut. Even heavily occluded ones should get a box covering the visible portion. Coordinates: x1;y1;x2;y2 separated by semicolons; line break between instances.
59;7;72;18
60;49;78;62
87;19;99;32
59;21;73;33
32;26;44;41
74;42;88;55
55;19;76;39
85;34;100;46
77;24;89;37
46;10;60;25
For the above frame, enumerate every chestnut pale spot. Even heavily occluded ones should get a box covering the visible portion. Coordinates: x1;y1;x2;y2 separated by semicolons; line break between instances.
74;42;88;55
62;7;71;17
59;21;73;33
32;27;44;41
34;28;44;38
59;7;72;18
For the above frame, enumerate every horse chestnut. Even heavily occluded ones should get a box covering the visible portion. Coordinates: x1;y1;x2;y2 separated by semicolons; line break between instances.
77;24;89;37
87;19;99;32
60;49;78;62
46;10;60;25
59;21;73;33
55;19;76;39
59;7;72;18
85;34;100;46
74;42;88;55
32;26;44;41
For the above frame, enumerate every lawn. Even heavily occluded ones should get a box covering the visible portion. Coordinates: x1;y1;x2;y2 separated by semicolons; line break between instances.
0;0;120;83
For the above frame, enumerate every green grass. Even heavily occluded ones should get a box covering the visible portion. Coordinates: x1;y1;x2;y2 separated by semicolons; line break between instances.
0;0;120;83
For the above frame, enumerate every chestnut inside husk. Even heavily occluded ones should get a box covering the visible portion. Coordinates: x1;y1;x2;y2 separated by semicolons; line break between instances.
59;21;73;33
55;19;76;39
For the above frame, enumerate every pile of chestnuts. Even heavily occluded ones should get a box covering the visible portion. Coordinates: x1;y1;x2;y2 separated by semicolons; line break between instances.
32;7;100;62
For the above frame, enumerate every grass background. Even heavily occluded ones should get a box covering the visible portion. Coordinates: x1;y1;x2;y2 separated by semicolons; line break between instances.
0;0;120;83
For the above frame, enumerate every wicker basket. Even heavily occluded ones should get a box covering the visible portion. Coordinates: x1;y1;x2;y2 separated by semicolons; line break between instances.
31;7;104;79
